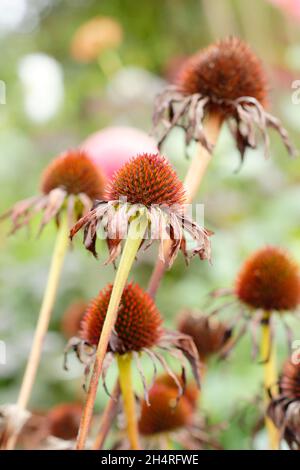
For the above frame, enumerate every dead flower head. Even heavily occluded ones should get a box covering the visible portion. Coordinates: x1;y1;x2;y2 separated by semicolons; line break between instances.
137;374;222;450
61;300;88;339
210;246;300;360
70;153;212;266
1;150;106;234
153;37;295;163
64;282;201;403
267;358;300;450
17;403;82;450
178;310;232;362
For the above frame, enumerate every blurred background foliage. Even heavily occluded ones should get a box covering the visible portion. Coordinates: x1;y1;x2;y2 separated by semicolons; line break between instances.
0;0;300;450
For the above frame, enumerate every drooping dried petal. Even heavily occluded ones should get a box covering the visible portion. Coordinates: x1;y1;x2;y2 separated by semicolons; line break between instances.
178;37;268;111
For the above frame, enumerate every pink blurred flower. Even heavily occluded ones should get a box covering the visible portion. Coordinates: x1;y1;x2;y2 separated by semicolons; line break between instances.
268;0;300;20
81;126;158;179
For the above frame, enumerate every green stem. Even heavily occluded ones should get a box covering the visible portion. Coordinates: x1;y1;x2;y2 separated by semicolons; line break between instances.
76;213;148;450
117;353;140;450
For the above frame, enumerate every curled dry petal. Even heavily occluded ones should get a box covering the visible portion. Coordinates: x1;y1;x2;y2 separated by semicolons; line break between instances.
70;201;212;266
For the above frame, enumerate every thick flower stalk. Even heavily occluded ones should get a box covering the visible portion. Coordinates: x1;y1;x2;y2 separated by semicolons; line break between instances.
65;283;201;450
1;150;105;450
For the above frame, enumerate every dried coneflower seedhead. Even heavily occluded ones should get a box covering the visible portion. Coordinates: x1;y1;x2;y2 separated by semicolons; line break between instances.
178;310;231;361
279;359;300;400
70;153;211;266
47;403;82;441
80;282;162;353
2;150;106;234
268;359;300;449
65;283;201;401
17;413;49;450
137;375;221;450
61;300;87;339
153;37;295;160
155;374;199;409
41;151;105;201
138;379;195;435
106;153;186;207
235;246;300;312
179;37;267;109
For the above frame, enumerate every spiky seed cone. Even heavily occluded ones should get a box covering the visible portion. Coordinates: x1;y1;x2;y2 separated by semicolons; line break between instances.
61;301;87;339
279;360;300;400
47;403;82;440
178;37;267;112
155;374;199;409
235;246;300;312
41;150;105;200
105;153;186;207
138;379;195;435
178;311;229;360
80;283;162;353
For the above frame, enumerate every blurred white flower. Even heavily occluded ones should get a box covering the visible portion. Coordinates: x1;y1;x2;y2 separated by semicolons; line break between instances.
18;53;64;123
0;0;27;33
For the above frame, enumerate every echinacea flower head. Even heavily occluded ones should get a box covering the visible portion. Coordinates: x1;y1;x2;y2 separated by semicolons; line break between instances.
61;300;88;339
80;283;162;353
268;358;300;449
47;403;82;441
235;246;300;312
64;282;201;401
82;126;158;180
105;153;185;207
178;310;232;361
153;37;295;161
210;246;300;360
137;374;221;450
70;153;211;266
2;150;106;234
155;374;199;410
41;151;104;201
138;378;196;435
179;37;267;108
17;403;82;450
